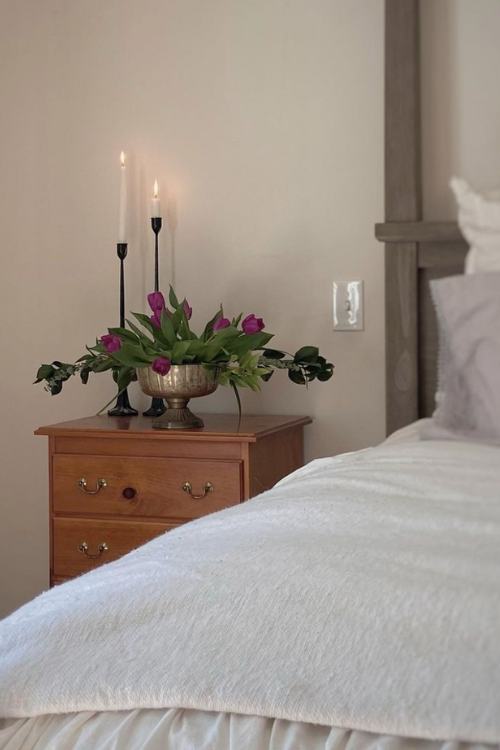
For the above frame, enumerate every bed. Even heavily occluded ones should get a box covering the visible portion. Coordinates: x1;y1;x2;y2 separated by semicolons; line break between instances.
1;1;500;748
1;425;499;749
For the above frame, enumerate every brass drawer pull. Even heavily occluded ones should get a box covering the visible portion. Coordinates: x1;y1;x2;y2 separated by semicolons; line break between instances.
78;541;108;559
78;477;107;495
182;481;214;499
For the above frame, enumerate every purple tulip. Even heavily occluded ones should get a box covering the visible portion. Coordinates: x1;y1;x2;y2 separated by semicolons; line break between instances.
213;316;230;331
152;357;171;376
100;333;122;353
150;312;161;329
151;306;173;329
147;291;166;314
182;299;193;320
242;314;265;335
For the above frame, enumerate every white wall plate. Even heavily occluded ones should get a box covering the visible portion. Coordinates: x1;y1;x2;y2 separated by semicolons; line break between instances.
333;280;364;331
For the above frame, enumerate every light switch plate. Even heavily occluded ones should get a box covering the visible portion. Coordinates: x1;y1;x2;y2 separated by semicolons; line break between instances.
333;280;364;331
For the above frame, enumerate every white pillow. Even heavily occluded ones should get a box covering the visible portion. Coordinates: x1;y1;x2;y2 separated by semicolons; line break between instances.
450;177;500;273
423;272;500;445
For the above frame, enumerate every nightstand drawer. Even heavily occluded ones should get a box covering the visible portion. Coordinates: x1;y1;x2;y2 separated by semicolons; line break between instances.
53;517;173;577
52;454;243;520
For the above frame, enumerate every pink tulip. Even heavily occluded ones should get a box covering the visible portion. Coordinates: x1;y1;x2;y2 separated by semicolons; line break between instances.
147;291;166;314
152;357;171;376
242;314;264;334
100;334;122;353
213;316;230;331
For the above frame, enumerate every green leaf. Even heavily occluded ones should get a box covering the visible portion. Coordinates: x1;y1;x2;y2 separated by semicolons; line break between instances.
35;364;55;382
203;327;241;361
229;332;273;358
288;368;306;385
160;310;176;346
126;318;155;345
183;339;209;359
169;285;180;308
171;307;182;334
107;327;139;343
132;312;155;334
262;348;285;359
92;358;114;373
116;366;134;392
76;353;93;363
294;346;319;363
178;309;196;340
132;312;172;348
111;342;151;368
302;362;322;372
317;364;334;381
171;340;192;362
201;307;223;341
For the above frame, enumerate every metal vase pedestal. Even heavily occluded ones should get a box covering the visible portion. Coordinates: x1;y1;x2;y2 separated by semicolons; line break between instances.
137;365;218;430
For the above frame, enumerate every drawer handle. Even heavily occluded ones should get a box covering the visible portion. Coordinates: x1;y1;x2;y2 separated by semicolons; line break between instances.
78;477;107;495
182;481;214;499
78;541;108;559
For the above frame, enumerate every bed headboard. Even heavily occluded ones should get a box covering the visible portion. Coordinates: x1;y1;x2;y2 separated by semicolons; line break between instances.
376;0;468;435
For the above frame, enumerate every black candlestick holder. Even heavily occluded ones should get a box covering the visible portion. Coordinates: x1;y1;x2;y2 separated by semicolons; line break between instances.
108;242;138;417
152;216;162;291
143;217;167;417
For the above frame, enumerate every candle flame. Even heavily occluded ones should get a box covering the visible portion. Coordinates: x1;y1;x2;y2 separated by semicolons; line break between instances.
120;151;126;167
153;179;159;199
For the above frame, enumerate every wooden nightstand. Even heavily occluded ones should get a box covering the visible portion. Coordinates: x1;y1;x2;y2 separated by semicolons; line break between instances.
35;414;311;585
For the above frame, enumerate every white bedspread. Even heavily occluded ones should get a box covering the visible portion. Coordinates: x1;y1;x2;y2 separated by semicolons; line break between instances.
1;439;500;744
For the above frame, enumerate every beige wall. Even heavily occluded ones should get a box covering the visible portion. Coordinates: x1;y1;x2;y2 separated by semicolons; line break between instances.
421;0;500;219
0;0;384;617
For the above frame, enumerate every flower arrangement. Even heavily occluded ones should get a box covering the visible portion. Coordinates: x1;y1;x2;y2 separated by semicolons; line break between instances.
35;287;334;414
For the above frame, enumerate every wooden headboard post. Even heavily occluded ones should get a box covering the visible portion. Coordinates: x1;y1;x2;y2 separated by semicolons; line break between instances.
377;0;468;435
383;0;422;435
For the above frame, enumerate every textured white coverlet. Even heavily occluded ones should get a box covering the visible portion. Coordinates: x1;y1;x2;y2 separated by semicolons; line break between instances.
1;440;499;743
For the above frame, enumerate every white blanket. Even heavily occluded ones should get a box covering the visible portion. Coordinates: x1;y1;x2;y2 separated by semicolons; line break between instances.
1;439;500;743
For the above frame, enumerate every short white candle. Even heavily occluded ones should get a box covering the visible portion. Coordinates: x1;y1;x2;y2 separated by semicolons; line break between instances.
151;179;161;218
118;151;127;243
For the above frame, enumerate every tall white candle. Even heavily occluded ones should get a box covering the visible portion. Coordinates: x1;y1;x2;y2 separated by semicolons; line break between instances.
118;151;127;243
151;179;161;218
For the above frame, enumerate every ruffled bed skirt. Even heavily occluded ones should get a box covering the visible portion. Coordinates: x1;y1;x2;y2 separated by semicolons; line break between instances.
1;710;496;750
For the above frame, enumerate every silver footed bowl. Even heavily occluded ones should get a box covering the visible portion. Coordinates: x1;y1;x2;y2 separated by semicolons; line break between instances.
137;364;218;430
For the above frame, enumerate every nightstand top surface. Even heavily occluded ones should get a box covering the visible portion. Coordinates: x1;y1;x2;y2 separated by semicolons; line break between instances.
35;414;311;442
